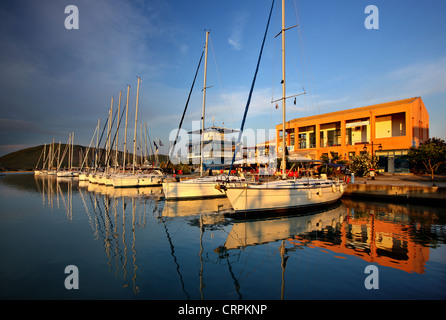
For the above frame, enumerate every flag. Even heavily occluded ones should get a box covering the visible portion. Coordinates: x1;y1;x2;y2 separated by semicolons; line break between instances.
153;140;158;150
159;139;164;147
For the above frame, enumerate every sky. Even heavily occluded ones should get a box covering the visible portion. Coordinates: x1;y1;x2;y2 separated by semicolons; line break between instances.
0;0;445;157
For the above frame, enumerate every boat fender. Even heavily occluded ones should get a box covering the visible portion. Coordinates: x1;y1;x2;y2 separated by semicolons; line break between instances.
339;184;344;193
332;184;336;193
307;189;312;200
317;187;323;197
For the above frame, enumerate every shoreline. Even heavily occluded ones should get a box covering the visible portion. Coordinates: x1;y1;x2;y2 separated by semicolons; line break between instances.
3;171;445;204
343;174;446;205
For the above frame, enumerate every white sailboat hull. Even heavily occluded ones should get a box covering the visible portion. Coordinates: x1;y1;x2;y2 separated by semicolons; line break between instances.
163;180;225;200
78;173;89;181
112;174;139;188
137;174;163;187
112;172;164;188
224;180;347;213
56;171;79;178
88;174;100;184
163;175;245;200
96;174;108;185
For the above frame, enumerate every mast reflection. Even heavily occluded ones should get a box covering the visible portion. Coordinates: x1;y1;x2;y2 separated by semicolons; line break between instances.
160;197;233;300
35;173;163;295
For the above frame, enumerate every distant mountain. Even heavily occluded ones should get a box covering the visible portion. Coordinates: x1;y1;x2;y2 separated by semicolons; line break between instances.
0;144;168;171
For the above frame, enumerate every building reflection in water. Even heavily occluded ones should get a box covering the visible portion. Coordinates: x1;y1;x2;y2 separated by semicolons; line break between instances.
218;198;439;280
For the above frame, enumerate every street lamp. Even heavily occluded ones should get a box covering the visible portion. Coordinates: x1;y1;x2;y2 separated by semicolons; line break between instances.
363;143;382;180
363;143;382;155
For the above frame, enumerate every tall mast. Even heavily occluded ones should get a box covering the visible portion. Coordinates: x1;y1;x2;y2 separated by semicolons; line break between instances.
68;133;71;170
115;90;122;171
95;119;100;171
133;77;141;174
123;85;130;172
42;143;46;170
200;30;210;178
281;0;287;179
107;97;114;171
70;132;74;170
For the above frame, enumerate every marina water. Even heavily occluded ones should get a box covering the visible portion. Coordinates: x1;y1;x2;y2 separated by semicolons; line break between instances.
1;173;445;300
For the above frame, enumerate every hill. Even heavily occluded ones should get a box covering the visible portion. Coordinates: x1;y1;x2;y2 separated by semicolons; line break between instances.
0;144;168;171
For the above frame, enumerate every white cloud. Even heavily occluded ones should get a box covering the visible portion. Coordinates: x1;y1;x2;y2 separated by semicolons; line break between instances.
228;13;249;51
385;57;446;98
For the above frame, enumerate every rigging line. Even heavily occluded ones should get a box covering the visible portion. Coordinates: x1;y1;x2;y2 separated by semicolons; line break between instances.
169;46;205;159
145;123;155;161
91;113;109;169
209;34;234;126
293;0;319;115
208;35;224;96
103;104;124;167
291;0;308;114
227;0;275;179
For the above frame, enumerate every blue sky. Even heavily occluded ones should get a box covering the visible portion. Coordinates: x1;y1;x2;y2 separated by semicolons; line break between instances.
0;0;445;157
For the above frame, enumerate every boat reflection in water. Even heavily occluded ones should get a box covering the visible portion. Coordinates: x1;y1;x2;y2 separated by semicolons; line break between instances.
162;197;233;218
34;174;163;295
215;201;347;299
220;202;347;251
27;173;446;299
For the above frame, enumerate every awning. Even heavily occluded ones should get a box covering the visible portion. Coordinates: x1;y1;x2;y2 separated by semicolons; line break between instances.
288;155;321;163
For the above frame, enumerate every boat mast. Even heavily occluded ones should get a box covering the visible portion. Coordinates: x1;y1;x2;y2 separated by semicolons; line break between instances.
115;90;122;171
95;119;100;171
70;132;74;170
200;30;210;178
281;0;287;179
133;77;141;174
42;143;46;170
123;85;130;172
107;97;114;172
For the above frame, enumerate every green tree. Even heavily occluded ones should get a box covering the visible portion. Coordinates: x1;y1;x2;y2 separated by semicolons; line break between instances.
348;153;379;177
406;137;446;180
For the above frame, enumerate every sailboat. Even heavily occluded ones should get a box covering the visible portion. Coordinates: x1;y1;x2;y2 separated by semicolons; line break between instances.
162;31;245;200
34;143;47;175
222;0;347;213
57;132;79;177
112;77;164;188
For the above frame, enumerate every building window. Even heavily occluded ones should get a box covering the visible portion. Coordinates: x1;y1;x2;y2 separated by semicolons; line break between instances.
346;118;370;145
309;131;315;148
375;112;406;138
320;122;341;147
298;133;306;149
298;126;315;149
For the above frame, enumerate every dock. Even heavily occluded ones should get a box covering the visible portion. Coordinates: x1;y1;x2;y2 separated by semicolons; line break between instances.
343;174;446;205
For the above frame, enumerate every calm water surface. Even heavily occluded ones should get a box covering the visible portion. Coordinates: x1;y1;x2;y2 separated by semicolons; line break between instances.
1;173;445;300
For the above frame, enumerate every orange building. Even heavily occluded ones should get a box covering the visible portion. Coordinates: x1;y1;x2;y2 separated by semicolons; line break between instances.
276;97;429;173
